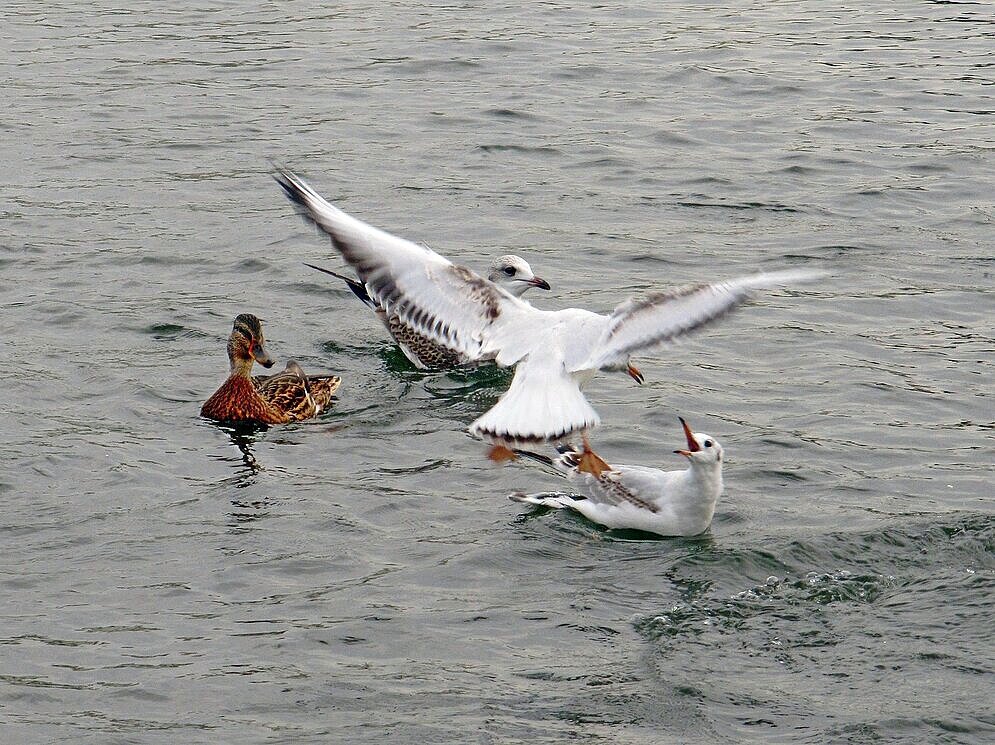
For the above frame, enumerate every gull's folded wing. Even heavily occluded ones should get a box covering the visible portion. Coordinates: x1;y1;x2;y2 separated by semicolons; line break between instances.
581;466;673;511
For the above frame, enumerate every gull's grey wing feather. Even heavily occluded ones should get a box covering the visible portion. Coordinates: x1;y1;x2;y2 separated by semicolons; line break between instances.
275;167;540;363
565;465;672;512
577;269;825;373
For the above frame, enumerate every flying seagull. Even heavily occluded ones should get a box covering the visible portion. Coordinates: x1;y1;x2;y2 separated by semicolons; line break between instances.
274;166;821;474
303;255;549;369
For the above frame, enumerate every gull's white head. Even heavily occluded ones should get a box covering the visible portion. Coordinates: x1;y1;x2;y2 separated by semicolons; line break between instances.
673;417;723;468
487;255;550;298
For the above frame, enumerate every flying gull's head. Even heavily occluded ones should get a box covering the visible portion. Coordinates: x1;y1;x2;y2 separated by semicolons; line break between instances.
487;255;550;298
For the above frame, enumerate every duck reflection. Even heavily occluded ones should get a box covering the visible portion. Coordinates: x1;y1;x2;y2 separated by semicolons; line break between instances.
205;421;267;485
204;422;274;529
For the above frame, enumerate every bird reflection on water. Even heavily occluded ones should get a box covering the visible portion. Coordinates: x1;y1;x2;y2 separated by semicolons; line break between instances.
204;422;273;530
214;421;267;480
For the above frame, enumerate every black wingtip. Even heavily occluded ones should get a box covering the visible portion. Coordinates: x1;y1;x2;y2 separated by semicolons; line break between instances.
304;262;377;308
273;166;306;207
513;449;554;467
303;262;349;281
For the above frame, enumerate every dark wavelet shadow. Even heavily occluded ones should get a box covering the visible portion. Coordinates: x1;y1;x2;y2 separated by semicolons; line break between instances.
206;421;269;480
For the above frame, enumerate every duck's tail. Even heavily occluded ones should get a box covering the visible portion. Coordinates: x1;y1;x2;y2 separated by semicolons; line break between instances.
305;374;342;413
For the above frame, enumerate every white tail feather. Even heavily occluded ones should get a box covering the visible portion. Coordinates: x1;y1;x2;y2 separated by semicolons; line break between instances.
509;491;574;509
469;355;599;443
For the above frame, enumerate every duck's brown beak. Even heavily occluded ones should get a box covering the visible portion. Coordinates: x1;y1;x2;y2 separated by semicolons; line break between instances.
527;276;551;290
251;340;275;368
673;416;700;458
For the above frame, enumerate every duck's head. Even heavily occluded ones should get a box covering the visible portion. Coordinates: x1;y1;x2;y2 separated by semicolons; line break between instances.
673;417;723;467
487;255;550;298
228;313;274;371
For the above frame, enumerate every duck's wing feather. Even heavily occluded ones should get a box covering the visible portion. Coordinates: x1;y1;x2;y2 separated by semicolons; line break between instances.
275;167;539;364
577;269;825;373
255;363;315;420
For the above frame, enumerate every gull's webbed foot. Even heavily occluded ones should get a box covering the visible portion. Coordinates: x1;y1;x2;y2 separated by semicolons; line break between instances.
487;444;518;463
577;433;611;477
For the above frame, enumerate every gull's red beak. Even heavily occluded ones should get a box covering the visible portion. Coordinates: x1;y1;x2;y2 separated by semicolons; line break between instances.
673;416;700;457
527;276;551;290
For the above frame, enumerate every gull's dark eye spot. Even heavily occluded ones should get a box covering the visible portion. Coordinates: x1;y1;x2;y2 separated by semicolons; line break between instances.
503;266;516;276
704;440;713;448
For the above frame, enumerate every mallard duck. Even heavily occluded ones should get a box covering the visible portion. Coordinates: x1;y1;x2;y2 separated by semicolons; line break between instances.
200;313;341;424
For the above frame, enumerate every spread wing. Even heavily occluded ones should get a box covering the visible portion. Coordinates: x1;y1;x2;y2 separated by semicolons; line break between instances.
577;269;825;373
275;167;538;364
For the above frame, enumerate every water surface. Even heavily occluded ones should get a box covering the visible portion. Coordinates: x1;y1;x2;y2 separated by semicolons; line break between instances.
2;1;993;743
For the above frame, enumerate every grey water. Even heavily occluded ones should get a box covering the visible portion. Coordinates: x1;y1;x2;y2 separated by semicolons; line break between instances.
2;1;993;743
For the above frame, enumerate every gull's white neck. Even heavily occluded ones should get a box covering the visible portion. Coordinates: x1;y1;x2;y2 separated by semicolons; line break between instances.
669;461;723;533
686;460;723;495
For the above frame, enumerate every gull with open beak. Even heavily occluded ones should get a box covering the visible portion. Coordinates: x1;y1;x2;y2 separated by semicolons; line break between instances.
275;166;821;475
509;418;724;537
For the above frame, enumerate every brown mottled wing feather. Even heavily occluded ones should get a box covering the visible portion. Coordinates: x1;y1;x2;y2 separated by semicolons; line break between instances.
275;167;536;365
255;368;314;421
304;374;341;412
386;312;469;369
255;367;340;421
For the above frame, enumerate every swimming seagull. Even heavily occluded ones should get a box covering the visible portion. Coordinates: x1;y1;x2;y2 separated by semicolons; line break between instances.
303;255;550;370
274;166;821;474
509;418;723;537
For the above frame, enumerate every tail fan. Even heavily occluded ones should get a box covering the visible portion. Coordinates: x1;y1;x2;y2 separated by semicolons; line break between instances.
306;374;342;413
509;491;584;509
470;355;599;445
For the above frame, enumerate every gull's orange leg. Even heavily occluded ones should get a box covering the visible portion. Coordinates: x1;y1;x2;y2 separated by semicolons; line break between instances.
577;431;611;477
487;444;518;463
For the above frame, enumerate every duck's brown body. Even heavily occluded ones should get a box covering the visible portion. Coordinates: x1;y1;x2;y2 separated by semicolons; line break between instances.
201;375;289;424
201;314;341;425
